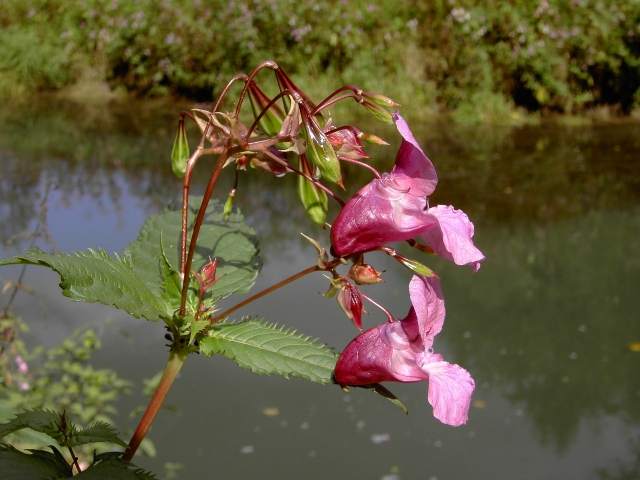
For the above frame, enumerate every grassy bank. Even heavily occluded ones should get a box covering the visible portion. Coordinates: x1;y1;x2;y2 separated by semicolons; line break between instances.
1;1;639;123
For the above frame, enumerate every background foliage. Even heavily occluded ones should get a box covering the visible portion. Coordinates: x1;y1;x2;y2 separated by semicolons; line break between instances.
1;0;639;119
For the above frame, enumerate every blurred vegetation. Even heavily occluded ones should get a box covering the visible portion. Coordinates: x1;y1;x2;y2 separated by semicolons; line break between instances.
0;1;639;121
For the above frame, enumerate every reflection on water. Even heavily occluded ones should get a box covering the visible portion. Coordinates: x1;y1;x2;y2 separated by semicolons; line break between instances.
1;101;639;479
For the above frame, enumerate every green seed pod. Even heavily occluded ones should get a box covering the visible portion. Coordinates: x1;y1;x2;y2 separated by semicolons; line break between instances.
171;118;190;178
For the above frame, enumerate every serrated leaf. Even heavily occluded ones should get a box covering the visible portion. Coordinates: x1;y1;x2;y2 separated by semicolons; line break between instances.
70;422;126;447
0;200;261;323
126;199;261;306
0;409;61;442
76;455;157;479
0;444;72;480
200;318;338;384
0;249;169;321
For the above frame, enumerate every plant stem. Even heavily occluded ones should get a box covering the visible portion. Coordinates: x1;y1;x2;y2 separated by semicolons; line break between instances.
210;265;319;323
68;446;81;473
123;352;186;463
179;150;228;315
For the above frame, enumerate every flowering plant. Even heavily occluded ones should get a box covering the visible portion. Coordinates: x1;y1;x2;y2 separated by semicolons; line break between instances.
0;61;484;475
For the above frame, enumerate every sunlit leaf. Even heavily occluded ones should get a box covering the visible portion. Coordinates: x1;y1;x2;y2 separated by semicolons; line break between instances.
200;318;338;384
70;422;126;447
0;201;261;323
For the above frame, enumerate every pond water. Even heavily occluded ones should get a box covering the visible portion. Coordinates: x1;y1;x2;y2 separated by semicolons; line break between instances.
1;100;639;479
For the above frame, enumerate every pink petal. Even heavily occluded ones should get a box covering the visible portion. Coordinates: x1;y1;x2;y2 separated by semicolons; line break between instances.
421;205;485;271
420;354;475;427
392;113;438;197
331;175;435;256
334;321;425;386
405;275;445;347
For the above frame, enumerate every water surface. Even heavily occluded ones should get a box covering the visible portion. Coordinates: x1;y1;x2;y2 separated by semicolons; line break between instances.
1;101;639;479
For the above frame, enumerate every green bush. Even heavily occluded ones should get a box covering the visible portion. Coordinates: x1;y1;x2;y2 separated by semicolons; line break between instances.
1;0;639;117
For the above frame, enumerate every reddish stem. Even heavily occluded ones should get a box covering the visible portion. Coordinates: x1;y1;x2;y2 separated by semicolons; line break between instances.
210;265;320;323
339;157;381;179
234;61;279;117
361;293;395;323
123;352;186;462
246;89;293;139
179;150;229;315
212;73;249;113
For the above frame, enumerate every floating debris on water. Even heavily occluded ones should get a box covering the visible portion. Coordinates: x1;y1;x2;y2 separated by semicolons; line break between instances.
370;433;391;444
472;399;487;409
240;445;255;454
300;421;310;430
262;406;280;417
628;342;640;352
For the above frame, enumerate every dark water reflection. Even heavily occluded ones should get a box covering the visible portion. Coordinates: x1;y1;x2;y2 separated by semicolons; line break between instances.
1;101;639;479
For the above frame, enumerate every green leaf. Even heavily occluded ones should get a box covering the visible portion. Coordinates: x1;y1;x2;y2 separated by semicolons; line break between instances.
0;444;72;480
70;422;126;447
200;318;338;384
0;410;61;442
0;410;126;448
0;200;261;323
76;454;157;479
126;199;261;307
303;122;342;185
170;118;190;178
0;249;169;322
297;174;328;225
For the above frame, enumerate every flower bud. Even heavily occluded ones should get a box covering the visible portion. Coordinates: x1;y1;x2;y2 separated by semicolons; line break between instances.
337;281;364;329
394;255;435;277
364;92;400;108
362;101;393;124
196;258;218;295
349;263;383;285
327;127;368;161
303;118;342;186
360;132;389;145
171;117;190;178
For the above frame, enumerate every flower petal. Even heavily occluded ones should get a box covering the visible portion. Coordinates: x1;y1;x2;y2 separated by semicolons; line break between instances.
420;355;475;427
421;205;485;270
405;275;445;347
334;322;425;386
392;113;438;197
330;175;435;256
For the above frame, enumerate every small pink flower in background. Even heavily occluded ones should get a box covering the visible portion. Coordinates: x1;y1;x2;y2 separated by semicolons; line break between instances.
334;275;474;426
331;113;484;271
14;355;28;374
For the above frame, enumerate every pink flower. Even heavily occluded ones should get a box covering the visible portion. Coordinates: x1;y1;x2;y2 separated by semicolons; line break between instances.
334;275;474;426
330;113;484;270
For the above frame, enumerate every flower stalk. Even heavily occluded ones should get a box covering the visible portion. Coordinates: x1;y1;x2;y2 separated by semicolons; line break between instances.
124;351;186;462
